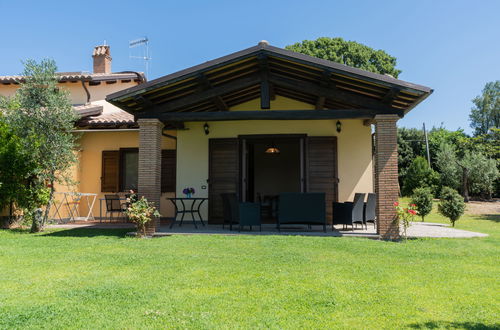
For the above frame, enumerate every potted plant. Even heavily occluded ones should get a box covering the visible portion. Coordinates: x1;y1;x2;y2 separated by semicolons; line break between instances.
125;195;160;237
182;187;195;198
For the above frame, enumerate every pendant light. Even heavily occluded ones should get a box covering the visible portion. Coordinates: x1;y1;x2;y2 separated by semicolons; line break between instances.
265;141;280;154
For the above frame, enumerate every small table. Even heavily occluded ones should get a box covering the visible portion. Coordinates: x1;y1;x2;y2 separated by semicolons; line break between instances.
53;192;97;222
168;197;207;229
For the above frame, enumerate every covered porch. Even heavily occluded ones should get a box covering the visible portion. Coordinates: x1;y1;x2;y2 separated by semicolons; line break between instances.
106;41;432;238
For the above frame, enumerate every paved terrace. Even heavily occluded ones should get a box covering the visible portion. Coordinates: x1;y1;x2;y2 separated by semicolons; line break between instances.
48;221;488;238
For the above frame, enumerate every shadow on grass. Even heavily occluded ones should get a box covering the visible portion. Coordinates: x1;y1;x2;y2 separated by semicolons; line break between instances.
41;228;130;238
408;321;499;329
474;214;500;223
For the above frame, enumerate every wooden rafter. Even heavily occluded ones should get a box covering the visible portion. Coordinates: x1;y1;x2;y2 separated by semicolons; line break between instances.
197;73;228;111
258;54;270;109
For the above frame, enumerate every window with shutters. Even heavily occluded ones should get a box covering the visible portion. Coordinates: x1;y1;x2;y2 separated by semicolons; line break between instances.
101;149;176;193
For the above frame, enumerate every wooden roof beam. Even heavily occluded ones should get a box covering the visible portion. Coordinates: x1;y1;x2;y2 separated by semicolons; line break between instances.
268;73;394;112
154;109;389;122
315;70;335;110
153;73;261;113
382;87;401;104
197;73;228;111
258;54;270;109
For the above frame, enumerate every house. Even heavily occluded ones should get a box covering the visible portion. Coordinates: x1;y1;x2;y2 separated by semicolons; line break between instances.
0;45;177;219
104;41;433;238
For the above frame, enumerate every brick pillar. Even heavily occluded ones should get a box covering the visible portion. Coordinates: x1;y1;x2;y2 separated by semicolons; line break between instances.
374;114;400;239
138;118;163;235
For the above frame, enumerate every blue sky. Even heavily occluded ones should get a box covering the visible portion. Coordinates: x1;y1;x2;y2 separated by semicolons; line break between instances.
1;0;498;133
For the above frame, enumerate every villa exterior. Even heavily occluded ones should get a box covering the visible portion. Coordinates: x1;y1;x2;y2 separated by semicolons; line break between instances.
1;42;432;238
106;41;433;238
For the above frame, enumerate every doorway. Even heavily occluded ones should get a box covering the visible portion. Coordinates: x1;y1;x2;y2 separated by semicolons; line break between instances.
241;135;305;222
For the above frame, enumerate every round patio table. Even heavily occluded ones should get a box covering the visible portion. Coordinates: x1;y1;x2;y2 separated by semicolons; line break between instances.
168;197;207;229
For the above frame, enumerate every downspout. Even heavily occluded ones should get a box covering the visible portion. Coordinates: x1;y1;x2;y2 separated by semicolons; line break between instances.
80;79;91;104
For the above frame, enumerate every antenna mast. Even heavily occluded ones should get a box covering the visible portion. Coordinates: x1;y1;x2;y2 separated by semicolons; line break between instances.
129;37;151;78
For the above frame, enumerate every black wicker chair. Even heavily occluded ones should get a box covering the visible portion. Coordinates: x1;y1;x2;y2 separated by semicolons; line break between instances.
332;193;366;230
221;193;261;231
364;193;377;229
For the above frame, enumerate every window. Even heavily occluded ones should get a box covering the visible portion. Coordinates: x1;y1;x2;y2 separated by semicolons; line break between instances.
101;149;176;193
120;148;139;191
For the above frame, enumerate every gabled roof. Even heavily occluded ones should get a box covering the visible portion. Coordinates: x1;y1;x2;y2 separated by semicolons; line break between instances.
107;41;432;119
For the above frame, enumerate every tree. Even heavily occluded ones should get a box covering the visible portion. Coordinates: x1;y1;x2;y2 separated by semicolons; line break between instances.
0;116;33;220
402;156;439;196
438;187;465;227
285;37;401;78
462;152;499;199
398;127;426;187
411;187;433;222
435;142;461;191
3;59;78;232
469;81;500;136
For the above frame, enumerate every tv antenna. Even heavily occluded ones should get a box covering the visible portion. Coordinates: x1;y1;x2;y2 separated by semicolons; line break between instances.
129;37;151;78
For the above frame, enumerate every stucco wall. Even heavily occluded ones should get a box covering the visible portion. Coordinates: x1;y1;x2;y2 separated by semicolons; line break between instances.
176;96;374;220
59;131;177;220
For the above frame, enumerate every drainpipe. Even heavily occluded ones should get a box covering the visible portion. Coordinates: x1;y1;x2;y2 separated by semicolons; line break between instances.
80;79;91;104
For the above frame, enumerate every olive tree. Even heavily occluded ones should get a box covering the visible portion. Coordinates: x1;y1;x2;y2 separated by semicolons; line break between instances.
3;59;78;232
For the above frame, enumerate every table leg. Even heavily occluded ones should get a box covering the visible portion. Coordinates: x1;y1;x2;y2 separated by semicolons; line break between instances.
169;199;178;229
85;195;96;221
99;199;103;223
189;199;198;229
196;199;206;226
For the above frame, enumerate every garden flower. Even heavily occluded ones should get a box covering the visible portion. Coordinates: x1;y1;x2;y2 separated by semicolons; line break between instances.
394;202;399;206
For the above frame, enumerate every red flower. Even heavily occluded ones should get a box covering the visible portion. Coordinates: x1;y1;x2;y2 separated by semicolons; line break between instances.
408;209;417;215
393;202;399;206
410;204;416;207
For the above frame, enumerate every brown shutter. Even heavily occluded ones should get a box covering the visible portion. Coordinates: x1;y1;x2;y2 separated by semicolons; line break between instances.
161;150;176;193
208;138;240;224
101;151;120;192
306;137;338;223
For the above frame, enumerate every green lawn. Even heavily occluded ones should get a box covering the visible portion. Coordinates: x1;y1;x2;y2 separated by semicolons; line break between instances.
0;207;499;329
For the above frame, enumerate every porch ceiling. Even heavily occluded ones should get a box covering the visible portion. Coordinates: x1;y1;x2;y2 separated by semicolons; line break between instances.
106;42;433;123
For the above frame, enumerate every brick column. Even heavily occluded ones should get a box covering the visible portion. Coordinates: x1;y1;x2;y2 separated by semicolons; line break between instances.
138;118;164;235
374;114;400;239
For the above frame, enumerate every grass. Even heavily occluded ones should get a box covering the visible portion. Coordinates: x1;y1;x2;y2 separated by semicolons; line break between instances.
0;206;499;329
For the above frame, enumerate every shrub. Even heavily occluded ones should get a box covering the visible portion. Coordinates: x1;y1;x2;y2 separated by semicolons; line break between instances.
125;196;160;237
411;187;433;222
438;187;465;227
394;202;418;240
402;156;439;196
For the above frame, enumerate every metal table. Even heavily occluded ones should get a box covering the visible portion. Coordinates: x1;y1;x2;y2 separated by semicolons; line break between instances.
168;197;207;229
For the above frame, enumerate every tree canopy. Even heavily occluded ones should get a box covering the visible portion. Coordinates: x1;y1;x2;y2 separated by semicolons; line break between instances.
469;80;500;136
1;59;78;232
285;37;401;78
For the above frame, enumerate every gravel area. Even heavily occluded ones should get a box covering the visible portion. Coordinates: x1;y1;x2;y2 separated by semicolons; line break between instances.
407;222;488;238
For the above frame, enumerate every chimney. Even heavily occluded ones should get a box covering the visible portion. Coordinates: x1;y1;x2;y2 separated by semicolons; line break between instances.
92;45;112;74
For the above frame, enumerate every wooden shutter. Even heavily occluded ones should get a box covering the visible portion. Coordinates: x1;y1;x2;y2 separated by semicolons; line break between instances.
161;150;176;193
208;138;240;224
101;151;120;192
306;137;338;223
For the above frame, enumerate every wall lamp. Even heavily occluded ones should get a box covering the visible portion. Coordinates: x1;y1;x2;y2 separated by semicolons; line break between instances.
203;123;210;135
336;120;342;133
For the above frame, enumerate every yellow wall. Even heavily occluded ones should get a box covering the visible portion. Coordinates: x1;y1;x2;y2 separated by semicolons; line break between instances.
176;96;374;220
0;80;138;104
56;131;177;220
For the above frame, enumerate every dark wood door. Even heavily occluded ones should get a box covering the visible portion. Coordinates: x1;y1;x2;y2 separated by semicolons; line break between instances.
208;138;240;223
306;137;338;223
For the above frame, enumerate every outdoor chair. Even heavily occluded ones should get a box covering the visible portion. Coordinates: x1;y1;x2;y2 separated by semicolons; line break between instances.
277;192;327;232
221;193;261;231
364;193;377;229
104;194;128;221
332;193;366;230
221;193;239;230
